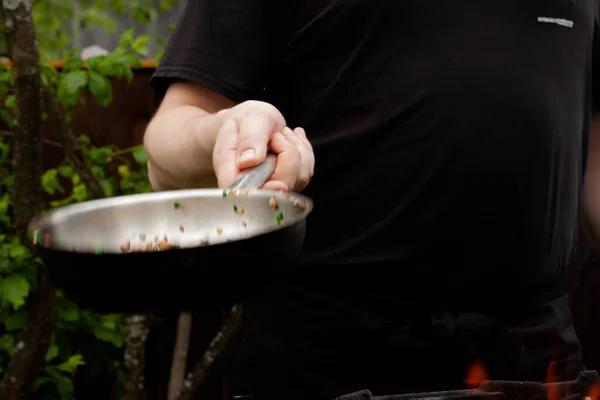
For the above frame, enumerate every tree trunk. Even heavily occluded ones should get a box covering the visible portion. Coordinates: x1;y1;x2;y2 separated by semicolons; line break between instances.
0;1;57;399
123;314;153;400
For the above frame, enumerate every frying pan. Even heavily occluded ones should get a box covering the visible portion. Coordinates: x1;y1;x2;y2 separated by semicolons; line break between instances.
27;155;313;313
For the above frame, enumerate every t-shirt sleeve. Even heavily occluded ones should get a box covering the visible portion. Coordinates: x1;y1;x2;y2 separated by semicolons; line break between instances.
150;0;279;103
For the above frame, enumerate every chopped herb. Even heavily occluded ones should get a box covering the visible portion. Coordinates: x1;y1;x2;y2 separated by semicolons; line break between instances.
95;246;104;255
233;205;238;212
32;229;42;245
174;201;180;209
139;233;146;240
222;190;227;198
276;211;284;225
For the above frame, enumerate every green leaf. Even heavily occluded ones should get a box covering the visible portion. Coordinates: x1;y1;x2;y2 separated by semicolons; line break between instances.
87;146;113;165
130;35;150;56
0;334;14;352
91;326;124;347
91;165;105;178
45;344;59;362
58;165;74;177
80;7;117;33
41;168;63;195
131;9;154;24
0;193;9;214
159;0;176;12
62;58;84;72
72;173;81;185
76;134;91;145
72;184;88;202
118;164;130;177
57;70;88;106
0;274;30;309
57;354;85;373
101;178;116;197
8;244;28;260
132;147;147;165
4;94;15;109
58;305;79;322
4;311;26;331
118;28;135;48
87;70;112;107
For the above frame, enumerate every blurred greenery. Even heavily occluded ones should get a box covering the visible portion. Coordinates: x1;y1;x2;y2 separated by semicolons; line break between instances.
0;1;174;398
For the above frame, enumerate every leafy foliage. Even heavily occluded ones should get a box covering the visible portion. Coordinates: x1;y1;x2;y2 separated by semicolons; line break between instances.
0;3;171;398
32;0;177;61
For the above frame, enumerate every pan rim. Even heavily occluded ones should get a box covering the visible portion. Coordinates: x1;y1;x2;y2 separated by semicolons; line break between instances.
27;188;313;252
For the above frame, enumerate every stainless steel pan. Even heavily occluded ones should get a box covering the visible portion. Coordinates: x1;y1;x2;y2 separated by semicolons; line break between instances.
27;155;313;313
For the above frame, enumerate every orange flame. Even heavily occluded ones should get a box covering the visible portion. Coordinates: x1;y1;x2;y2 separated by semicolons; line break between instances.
587;382;600;398
465;361;489;388
544;353;561;400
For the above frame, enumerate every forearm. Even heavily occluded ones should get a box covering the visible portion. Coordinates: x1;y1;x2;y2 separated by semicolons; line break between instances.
582;114;600;247
143;105;225;191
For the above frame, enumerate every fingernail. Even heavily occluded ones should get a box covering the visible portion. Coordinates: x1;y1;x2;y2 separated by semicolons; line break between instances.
283;126;294;136
238;148;256;163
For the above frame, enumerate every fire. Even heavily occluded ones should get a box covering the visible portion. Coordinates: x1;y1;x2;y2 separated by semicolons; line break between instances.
588;383;600;398
545;358;560;400
465;361;489;388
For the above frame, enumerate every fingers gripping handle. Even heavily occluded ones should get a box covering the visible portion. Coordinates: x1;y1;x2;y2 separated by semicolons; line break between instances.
228;154;277;191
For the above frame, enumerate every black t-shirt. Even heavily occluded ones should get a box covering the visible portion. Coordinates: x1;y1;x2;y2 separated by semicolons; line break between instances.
151;0;599;398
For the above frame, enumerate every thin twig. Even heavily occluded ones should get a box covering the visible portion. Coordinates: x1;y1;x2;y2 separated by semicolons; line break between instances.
0;129;63;149
167;312;193;400
176;305;243;400
40;86;105;198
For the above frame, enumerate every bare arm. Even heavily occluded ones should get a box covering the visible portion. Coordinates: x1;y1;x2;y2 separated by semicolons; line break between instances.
143;82;236;191
582;114;600;246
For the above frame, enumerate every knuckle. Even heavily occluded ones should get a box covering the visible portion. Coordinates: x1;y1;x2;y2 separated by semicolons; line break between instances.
249;101;285;126
297;174;310;189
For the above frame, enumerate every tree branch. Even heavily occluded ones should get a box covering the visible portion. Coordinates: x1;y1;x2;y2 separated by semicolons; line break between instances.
0;129;68;149
176;305;243;400
168;312;193;400
40;87;105;198
123;315;154;400
0;1;57;399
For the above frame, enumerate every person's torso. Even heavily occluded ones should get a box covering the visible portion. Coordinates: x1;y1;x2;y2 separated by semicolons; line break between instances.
228;3;594;396
253;0;599;299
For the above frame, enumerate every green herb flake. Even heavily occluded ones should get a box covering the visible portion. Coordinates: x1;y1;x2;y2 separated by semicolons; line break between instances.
139;233;146;241
222;190;227;198
95;246;104;255
173;201;180;209
233;205;238;212
276;211;284;225
32;229;42;245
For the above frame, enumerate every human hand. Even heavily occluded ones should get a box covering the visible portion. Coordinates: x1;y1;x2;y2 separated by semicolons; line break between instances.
212;100;314;192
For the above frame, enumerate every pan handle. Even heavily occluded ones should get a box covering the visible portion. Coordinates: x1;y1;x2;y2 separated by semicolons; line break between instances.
228;154;277;190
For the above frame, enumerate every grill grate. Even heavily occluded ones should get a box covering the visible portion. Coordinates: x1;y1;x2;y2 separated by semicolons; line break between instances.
233;370;600;400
